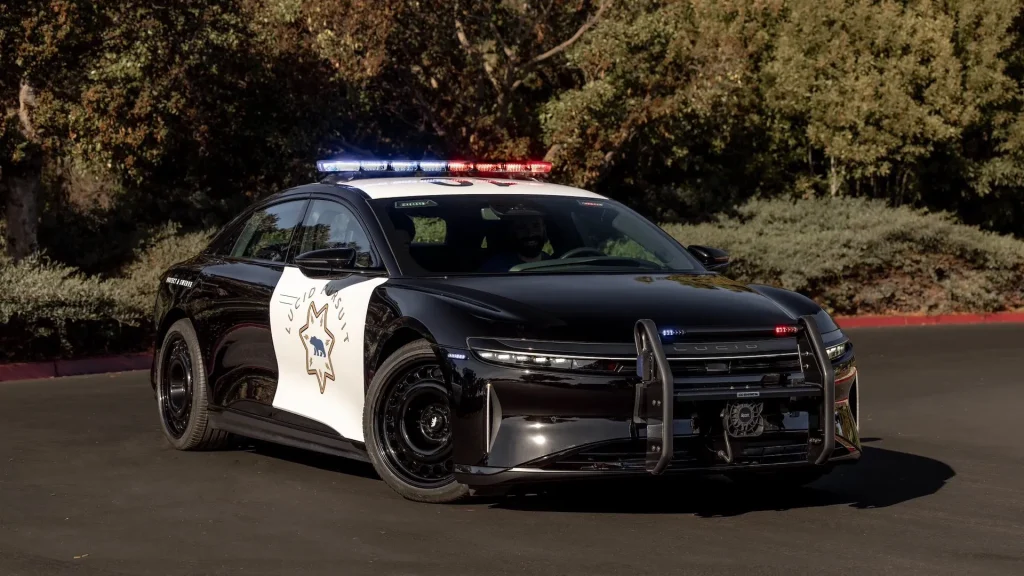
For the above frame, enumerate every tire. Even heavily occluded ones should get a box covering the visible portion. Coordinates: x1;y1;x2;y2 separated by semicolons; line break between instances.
728;466;830;490
155;318;232;451
363;340;470;504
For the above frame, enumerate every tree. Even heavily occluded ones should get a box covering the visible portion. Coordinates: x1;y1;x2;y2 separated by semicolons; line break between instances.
763;0;966;201
57;1;353;225
919;0;1024;234
2;1;353;270
0;1;102;261
542;0;783;221
258;0;613;158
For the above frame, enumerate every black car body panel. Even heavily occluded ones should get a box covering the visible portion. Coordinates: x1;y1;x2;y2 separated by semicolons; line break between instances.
151;176;861;491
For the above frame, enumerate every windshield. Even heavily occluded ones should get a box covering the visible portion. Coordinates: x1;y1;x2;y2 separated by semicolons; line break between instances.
369;194;703;276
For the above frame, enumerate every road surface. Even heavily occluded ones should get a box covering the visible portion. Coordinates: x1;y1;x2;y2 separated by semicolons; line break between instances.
1;324;1022;575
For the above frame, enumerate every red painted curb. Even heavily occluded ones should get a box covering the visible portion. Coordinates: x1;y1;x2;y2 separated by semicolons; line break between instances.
0;352;152;383
835;311;1024;328
0;362;57;381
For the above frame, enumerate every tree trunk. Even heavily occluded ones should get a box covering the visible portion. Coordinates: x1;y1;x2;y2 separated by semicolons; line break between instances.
4;173;40;260
828;155;843;196
4;79;42;261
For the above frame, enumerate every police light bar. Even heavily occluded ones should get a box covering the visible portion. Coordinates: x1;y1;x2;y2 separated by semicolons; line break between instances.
316;159;552;175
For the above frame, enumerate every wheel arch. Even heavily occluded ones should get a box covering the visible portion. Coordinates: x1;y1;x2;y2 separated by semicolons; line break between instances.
748;284;840;333
366;319;440;393
151;307;190;390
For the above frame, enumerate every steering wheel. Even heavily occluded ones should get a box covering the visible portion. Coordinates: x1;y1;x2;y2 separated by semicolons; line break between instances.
559;247;606;259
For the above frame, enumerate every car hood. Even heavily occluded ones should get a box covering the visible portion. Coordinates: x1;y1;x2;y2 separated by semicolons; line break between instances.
404;273;799;343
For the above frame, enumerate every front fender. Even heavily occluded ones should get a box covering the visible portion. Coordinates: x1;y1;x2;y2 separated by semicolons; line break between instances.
749;284;839;334
373;284;544;349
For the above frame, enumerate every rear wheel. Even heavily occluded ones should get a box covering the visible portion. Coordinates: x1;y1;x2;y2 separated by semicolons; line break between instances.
155;319;232;450
364;340;469;503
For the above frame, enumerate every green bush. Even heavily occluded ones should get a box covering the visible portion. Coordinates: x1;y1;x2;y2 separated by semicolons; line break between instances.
0;224;213;362
116;224;215;311
663;197;1024;315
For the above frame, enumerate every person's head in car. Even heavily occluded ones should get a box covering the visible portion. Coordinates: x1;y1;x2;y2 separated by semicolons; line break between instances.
509;214;547;261
480;210;549;272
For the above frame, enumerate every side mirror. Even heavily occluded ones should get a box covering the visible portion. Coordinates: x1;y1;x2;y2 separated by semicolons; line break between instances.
687;245;730;272
294;248;357;277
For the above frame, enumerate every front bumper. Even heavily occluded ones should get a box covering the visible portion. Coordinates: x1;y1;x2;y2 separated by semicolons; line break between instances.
444;317;861;488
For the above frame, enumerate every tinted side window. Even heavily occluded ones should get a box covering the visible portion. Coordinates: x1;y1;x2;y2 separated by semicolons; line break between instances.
294;200;374;267
207;217;248;256
230;200;306;262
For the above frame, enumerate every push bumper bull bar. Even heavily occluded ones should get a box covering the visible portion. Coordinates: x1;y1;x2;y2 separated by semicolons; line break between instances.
633;315;836;474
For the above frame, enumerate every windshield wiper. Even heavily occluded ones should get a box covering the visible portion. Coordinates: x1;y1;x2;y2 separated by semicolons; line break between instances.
510;256;664;272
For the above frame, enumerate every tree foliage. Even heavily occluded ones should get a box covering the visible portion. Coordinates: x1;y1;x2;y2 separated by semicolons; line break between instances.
256;0;612;157
543;0;783;219
764;0;966;198
3;0;1024;268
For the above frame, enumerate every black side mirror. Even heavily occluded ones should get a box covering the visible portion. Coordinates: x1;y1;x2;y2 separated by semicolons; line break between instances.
687;245;730;272
294;248;357;277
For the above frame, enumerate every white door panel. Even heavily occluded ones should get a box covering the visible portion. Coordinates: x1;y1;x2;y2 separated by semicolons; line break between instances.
270;266;387;441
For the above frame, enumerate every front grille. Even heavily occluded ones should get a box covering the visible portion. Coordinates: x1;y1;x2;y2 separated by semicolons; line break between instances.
619;352;802;389
670;355;800;377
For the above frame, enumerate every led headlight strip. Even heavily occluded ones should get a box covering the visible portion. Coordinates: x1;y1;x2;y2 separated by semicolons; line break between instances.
474;350;624;373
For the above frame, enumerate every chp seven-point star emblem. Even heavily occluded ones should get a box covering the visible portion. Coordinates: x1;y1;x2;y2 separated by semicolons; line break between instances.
298;302;335;393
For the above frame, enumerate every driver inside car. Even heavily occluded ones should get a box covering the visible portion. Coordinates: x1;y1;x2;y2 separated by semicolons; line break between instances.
479;214;551;272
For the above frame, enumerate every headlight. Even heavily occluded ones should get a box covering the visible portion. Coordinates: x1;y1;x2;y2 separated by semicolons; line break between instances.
826;342;848;360
475;350;624;373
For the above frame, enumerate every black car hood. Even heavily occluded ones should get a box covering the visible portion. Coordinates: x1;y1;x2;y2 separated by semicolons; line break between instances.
401;273;799;343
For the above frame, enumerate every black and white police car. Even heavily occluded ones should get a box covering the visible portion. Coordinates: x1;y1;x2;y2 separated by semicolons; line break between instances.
152;158;860;503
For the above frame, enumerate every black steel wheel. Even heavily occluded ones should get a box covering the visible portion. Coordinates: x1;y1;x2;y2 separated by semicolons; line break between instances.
364;340;469;503
377;364;454;488
159;335;194;439
155;319;231;451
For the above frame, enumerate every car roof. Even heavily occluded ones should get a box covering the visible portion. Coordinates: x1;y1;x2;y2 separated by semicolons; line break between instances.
306;176;608;201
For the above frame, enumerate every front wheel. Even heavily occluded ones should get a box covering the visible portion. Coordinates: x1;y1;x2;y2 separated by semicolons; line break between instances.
363;340;470;503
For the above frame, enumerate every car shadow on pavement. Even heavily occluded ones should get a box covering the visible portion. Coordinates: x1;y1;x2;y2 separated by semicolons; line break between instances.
242;440;381;480
482;446;954;516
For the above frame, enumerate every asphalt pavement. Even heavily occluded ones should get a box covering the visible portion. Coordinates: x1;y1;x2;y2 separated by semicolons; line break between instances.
1;324;1023;576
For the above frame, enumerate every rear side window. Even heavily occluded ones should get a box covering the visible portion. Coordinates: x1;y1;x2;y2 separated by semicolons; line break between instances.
230;200;306;262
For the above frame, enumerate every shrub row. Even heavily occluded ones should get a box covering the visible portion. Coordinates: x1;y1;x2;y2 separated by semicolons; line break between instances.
663;197;1024;316
0;224;213;362
3;197;1024;363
